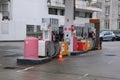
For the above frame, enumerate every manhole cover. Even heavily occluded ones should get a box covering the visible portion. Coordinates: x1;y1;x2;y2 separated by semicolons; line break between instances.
105;54;116;56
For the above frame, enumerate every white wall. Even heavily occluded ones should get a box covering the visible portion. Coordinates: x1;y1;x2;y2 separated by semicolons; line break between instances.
12;0;48;24
12;0;65;37
0;21;26;41
0;0;99;41
0;0;49;41
0;21;15;41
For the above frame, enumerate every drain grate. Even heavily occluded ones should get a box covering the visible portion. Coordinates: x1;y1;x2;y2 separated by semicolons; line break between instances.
4;66;24;70
105;54;116;56
4;67;17;69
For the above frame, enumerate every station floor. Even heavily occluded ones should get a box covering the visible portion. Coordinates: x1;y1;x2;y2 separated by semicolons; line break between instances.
0;41;120;80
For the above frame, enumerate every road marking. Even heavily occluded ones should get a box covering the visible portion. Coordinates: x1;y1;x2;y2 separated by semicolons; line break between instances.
78;73;89;79
16;66;34;72
23;67;34;71
108;61;113;64
16;70;22;72
83;73;89;77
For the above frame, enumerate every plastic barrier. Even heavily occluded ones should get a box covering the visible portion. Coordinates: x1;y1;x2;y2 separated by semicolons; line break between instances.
85;38;93;50
73;36;78;51
77;41;85;51
85;40;90;50
24;37;38;60
59;42;69;56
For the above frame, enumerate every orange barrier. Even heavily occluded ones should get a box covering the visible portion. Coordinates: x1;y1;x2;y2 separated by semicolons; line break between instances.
59;42;69;56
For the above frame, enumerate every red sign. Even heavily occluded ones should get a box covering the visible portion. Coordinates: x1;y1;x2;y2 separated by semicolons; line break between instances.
64;28;67;31
69;28;71;31
71;25;74;33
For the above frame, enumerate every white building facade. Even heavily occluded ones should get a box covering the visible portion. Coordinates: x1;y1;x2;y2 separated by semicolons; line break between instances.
97;0;120;30
0;0;101;41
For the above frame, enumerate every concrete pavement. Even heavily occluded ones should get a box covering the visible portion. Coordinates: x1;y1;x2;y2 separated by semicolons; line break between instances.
0;41;120;80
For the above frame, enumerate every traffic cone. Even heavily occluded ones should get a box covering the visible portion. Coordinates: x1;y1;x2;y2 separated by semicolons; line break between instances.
58;52;63;62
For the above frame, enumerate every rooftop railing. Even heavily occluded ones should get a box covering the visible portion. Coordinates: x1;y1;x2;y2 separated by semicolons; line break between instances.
47;0;102;9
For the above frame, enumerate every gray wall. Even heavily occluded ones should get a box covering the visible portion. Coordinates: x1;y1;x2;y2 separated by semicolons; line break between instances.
97;0;120;30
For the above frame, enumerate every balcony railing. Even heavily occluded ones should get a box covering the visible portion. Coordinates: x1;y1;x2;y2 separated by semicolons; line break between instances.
47;0;65;8
76;1;102;9
47;0;101;11
74;17;90;25
88;2;102;8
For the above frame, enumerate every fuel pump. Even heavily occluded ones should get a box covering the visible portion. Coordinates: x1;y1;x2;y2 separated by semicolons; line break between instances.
38;18;59;58
38;22;52;57
50;31;60;57
89;19;101;50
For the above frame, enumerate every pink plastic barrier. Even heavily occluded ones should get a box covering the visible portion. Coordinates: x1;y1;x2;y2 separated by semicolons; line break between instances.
24;37;38;60
73;36;78;51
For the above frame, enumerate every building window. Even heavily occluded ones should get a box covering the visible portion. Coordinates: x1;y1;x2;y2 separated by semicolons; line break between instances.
27;25;42;32
79;11;85;18
48;8;58;15
47;0;51;3
85;12;92;18
118;21;120;29
26;25;42;38
75;11;86;18
63;0;65;4
118;6;120;16
105;6;110;16
105;20;110;29
1;22;9;34
75;11;79;17
37;25;41;32
48;8;64;16
105;0;110;2
75;11;92;18
60;9;64;16
27;25;34;32
0;1;10;20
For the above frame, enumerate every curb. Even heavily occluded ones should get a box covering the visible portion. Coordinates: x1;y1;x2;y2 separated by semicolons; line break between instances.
17;57;52;65
17;51;89;65
70;51;88;56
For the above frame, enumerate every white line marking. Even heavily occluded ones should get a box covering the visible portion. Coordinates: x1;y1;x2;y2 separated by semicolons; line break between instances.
83;73;89;77
16;66;34;72
23;67;34;71
78;73;89;80
108;61;113;64
16;70;21;72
